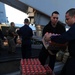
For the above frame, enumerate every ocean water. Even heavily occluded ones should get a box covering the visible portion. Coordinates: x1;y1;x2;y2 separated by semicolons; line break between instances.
16;23;36;30
15;23;23;27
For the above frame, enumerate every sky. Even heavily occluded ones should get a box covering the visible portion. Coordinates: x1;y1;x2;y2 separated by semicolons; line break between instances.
5;4;36;30
5;4;28;24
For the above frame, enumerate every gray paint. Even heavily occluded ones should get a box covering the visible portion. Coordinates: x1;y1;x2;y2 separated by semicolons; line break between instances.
19;0;75;22
0;0;75;24
0;0;28;13
0;2;7;23
34;12;50;25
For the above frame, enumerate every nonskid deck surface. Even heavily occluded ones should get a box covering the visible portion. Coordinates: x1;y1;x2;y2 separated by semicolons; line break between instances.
0;45;64;75
0;45;42;62
0;46;22;62
0;62;64;75
0;45;42;75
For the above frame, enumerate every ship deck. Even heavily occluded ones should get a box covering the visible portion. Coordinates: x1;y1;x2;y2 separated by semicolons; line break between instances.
0;45;64;75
